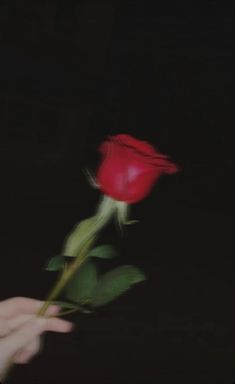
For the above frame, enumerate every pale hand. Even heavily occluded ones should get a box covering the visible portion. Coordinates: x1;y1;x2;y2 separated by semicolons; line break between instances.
0;297;73;379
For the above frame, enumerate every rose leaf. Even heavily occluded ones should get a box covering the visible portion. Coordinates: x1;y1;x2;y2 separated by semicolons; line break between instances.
63;260;98;305
88;245;118;259
91;265;146;307
44;255;65;271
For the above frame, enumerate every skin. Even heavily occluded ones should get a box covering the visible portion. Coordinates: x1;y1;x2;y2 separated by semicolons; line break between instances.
0;297;73;378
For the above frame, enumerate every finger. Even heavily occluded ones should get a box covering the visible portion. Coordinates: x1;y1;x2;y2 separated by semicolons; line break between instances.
2;318;47;357
12;317;74;364
7;314;35;334
0;297;59;319
45;305;60;317
11;297;60;317
2;317;73;357
0;311;62;337
43;317;74;333
0;315;33;337
14;337;41;364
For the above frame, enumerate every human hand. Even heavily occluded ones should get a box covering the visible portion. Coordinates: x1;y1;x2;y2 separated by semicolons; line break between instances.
0;297;73;378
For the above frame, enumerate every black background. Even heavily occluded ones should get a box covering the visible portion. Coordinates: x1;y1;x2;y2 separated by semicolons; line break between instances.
0;1;235;383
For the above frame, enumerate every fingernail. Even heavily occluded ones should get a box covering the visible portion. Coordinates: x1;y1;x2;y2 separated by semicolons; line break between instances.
49;305;60;314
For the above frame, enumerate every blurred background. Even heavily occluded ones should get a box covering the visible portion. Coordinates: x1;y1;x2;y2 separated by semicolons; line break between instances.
0;1;235;383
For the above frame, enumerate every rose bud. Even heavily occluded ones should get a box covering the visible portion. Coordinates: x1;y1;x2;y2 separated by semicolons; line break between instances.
96;134;179;204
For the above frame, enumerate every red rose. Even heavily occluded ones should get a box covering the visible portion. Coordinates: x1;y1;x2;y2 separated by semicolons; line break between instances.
96;134;179;204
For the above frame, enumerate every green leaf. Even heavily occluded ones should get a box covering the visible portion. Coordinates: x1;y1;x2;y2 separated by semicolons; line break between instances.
92;265;146;307
88;245;118;259
45;256;64;271
64;260;98;304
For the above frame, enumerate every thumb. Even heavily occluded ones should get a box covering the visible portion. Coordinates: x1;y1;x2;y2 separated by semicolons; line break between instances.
3;317;47;357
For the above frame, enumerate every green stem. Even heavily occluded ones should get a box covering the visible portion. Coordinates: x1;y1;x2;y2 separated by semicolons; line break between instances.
37;238;94;316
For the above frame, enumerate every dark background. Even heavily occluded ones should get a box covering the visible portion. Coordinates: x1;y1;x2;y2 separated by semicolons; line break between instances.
0;1;235;383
